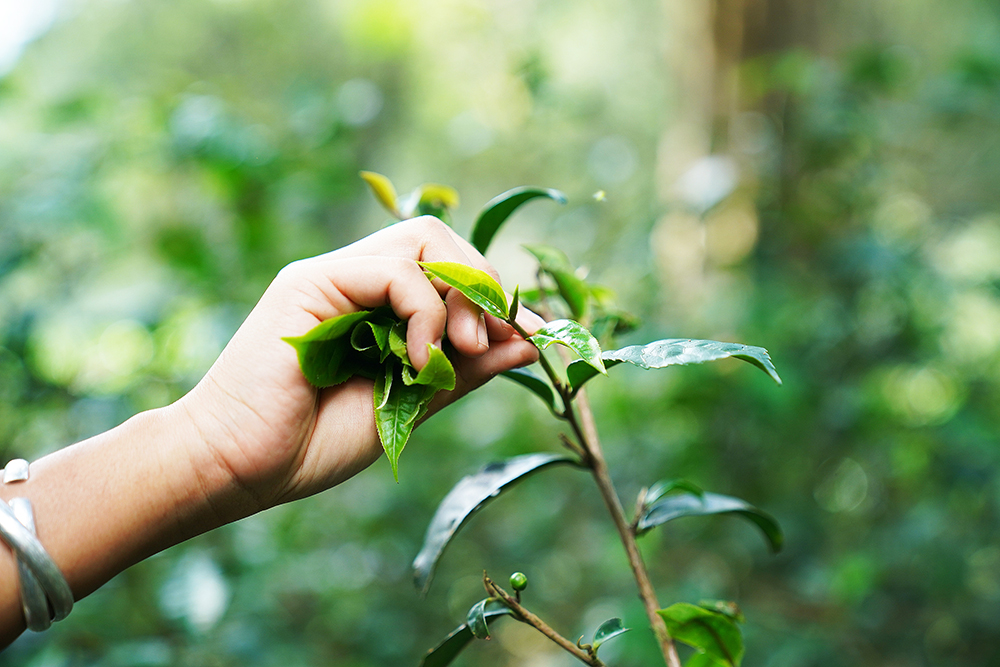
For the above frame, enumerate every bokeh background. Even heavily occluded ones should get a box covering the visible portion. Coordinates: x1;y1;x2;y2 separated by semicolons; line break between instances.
2;0;1000;665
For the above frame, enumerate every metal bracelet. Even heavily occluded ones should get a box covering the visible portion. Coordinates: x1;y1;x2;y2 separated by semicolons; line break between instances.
0;459;73;628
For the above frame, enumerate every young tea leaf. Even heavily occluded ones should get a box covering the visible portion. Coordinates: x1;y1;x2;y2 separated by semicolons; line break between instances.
413;453;579;593
530;319;606;375
644;479;704;506
636;491;783;553
375;362;436;482
360;171;402;218
419;261;509;320
283;310;377;387
401;344;457;391
657;603;744;667
471;186;567;254
523;244;590;320
592;617;631;652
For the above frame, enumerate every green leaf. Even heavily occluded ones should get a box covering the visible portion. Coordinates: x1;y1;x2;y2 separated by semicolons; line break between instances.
282;310;376;387
466;598;492;639
658;603;744;667
360;170;402;218
685;652;729;667
509;285;520;324
699;600;745;624
501;368;557;414
401;344;456;391
471;186;567;254
350;319;392;362
374;362;436;482
592;617;631;652
413;453;579;593
419;261;509;320
530;319;606;375
637;491;783;553
416;183;460;223
644;479;705;505
389;321;409;363
419;600;513;667
566;338;782;393
522;244;590;319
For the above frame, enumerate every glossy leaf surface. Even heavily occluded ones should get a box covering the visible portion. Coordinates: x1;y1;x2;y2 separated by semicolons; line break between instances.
374;362;435;482
413;453;578;592
658;603;744;667
419;600;512;667
637;491;783;553
592;617;631;652
466;598;492;639
359;170;401;218
530;319;606;374
471;186;566;254
418;261;509;320
501;368;557;414
566;338;782;393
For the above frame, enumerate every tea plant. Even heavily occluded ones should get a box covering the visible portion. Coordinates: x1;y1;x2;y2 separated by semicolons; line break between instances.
287;173;783;667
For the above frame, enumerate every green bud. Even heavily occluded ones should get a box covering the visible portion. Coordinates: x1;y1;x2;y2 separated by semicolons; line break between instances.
509;572;528;592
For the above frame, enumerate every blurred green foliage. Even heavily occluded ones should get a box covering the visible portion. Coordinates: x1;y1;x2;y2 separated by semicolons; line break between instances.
2;0;1000;666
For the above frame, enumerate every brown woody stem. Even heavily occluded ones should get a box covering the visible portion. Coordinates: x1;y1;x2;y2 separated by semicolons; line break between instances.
484;574;604;667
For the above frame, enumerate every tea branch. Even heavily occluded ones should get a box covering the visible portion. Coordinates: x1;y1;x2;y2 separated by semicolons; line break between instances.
483;573;605;667
509;319;683;667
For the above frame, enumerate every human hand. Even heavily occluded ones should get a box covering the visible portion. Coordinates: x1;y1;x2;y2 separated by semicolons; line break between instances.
176;217;543;521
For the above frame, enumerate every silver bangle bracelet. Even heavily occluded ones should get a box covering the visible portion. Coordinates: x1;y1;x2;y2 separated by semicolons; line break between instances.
0;459;73;629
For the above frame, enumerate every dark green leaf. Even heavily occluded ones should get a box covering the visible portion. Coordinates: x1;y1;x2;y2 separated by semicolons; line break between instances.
282;310;376;387
471;186;567;254
592;617;631;652
359;170;402;218
566;338;782;393
350;319;392;362
413;454;579;593
374;362;435;482
501;368;558;414
685;652;728;667
658;603;744;667
509;285;520;323
419;261;509;320
467;598;492;639
637;491;783;553
419;600;513;667
401;344;456;391
530;319;606;375
644;479;704;505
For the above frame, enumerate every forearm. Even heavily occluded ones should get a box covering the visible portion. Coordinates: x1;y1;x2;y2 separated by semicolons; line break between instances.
0;403;235;646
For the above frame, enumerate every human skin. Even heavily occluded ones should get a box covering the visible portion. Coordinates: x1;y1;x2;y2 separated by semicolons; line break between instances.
0;217;543;647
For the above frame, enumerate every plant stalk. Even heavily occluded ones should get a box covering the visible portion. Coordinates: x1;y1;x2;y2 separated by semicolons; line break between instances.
484;575;605;667
510;317;681;667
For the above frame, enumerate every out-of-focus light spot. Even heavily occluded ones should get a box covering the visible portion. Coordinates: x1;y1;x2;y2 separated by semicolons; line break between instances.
159;551;230;633
592;190;606;201
730;112;775;155
967;546;1000;600
28;316;85;387
941;290;1000;365
880;365;961;426
0;0;57;76
931;216;1000;283
705;203;758;266
815;457;869;513
873;193;931;245
673;155;738;214
337;78;383;127
341;0;412;58
96;319;154;382
447;111;493;156
588;136;637;185
169;95;225;147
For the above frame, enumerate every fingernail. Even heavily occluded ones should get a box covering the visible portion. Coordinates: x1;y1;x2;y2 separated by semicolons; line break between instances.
477;312;488;348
